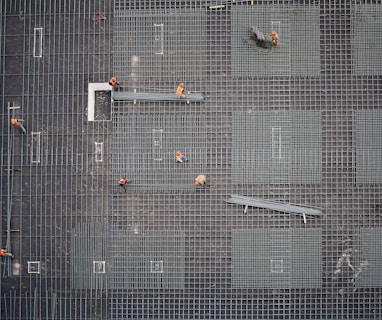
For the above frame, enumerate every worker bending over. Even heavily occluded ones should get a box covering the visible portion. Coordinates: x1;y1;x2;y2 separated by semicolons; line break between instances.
109;77;120;89
176;82;189;98
0;248;14;258
11;118;26;134
118;177;129;192
194;174;207;187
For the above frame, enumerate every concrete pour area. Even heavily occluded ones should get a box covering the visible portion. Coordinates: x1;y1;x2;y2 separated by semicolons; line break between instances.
1;0;382;319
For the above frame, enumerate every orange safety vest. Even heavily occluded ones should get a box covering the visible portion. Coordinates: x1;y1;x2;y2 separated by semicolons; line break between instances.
194;174;206;186
119;178;127;185
11;119;21;127
0;249;7;257
176;85;185;97
175;151;183;161
109;77;118;86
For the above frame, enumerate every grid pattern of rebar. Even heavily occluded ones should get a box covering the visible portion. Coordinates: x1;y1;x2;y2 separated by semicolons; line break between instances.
231;5;320;77
71;223;110;290
351;4;382;76
1;0;382;320
359;227;382;287
1;0;112;319
109;229;185;289
232;228;322;289
112;112;207;192
354;110;382;184
113;8;207;82
231;111;322;184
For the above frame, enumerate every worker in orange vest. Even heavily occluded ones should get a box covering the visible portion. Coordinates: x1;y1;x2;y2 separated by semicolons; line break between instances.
10;118;26;134
0;248;14;258
176;82;189;98
175;151;188;163
194;174;207;187
269;31;279;46
118;177;129;192
109;76;120;88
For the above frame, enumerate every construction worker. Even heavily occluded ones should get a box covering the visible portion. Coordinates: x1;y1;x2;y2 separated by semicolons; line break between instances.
109;76;120;88
11;118;26;134
269;31;279;46
175;151;188;163
194;174;207;187
0;248;14;258
119;177;128;192
176;82;189;98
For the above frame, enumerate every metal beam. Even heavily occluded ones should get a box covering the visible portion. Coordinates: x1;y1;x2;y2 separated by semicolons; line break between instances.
226;195;323;223
112;91;204;102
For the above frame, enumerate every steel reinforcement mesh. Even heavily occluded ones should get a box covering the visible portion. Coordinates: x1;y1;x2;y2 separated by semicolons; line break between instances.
1;0;382;320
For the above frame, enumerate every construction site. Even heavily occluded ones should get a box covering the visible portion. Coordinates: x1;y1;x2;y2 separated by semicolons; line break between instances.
1;0;382;319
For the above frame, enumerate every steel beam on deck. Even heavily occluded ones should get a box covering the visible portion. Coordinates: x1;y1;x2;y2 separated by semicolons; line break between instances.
112;91;204;103
6;102;13;276
226;195;323;223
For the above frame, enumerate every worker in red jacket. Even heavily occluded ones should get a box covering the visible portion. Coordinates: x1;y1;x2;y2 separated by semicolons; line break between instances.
269;31;279;45
0;248;14;258
175;151;188;163
176;82;189;98
11;118;26;134
119;177;129;192
109;76;120;88
194;174;207;187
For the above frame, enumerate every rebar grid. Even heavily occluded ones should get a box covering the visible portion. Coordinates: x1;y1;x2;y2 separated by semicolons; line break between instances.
0;0;382;319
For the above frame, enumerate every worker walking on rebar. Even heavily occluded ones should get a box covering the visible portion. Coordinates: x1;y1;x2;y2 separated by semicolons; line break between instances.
11;118;26;134
176;82;189;98
175;151;188;163
194;174;207;187
0;247;14;258
109;76;120;89
269;31;279;46
118;177;129;192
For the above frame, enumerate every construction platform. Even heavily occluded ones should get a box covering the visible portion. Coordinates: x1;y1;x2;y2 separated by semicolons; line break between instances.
1;0;382;320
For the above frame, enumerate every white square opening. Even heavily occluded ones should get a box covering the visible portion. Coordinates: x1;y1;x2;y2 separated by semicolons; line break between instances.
270;259;284;273
150;260;163;273
31;132;41;164
152;129;163;161
95;142;104;162
154;23;164;55
88;83;112;121
271;127;282;159
33;27;43;58
28;261;41;274
93;261;106;274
